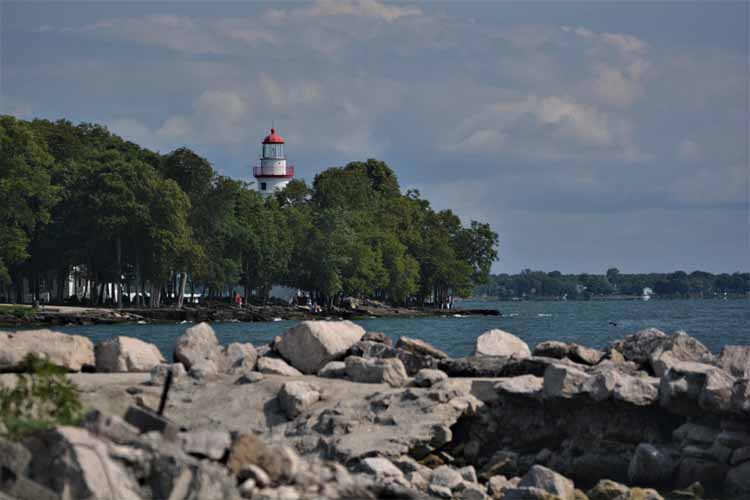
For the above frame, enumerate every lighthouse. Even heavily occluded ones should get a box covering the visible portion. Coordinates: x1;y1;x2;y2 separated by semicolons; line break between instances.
254;128;294;197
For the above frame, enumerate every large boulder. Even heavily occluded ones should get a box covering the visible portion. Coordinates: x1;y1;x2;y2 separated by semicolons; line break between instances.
628;443;677;485
414;369;449;388
725;462;750;496
395;337;449;360
173;322;224;371
350;340;440;375
532;341;601;366
608;328;667;368
660;360;735;415
542;364;590;400
718;346;750;378
276;321;365;374
345;356;408;387
649;331;714;377
584;366;659;406
94;336;165;372
473;329;530;358
0;329;94;372
225;342;258;373
24;426;142;500
495;375;544;399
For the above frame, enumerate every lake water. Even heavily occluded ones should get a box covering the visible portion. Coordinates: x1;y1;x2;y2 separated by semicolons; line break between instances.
27;299;749;358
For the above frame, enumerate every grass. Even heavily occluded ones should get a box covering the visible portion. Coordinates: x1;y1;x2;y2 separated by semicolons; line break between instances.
0;304;40;320
0;354;84;439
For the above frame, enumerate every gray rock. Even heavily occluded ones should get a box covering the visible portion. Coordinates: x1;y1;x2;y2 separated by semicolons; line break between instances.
458;466;478;483
414;369;449;387
0;329;95;372
502;486;560;499
276;320;365;374
345;356;408;387
542;364;590;399
659;360;735;415
487;475;514;498
716;429;750;449
494;375;543;399
731;447;750;465
719;345;750;378
674;422;719;445
317;361;347;378
532;341;569;359
458;482;488;500
235;372;265;384
428;484;454;499
362;331;393;346
180;430;231;460
189;359;219;380
81;409;140;446
473;329;530;358
568;344;602;366
174;322;224;371
257;356;303;376
518;465;574;499
25;426;142;500
628;443;676;485
226;342;258;373
95;336;165;372
650;331;714;377
431;465;464;490
350;340;439;375
149;362;187;386
608;328;668;367
278;381;321;419
359;457;404;479
396;337;449;360
725;462;750;496
674;457;729;490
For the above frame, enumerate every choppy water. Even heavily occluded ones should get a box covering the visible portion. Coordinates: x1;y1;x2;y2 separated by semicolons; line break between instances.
24;299;749;358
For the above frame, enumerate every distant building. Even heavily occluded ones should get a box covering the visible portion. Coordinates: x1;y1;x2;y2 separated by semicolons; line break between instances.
253;128;295;197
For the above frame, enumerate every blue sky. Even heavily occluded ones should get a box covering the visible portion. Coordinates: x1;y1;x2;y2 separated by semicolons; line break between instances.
2;1;748;274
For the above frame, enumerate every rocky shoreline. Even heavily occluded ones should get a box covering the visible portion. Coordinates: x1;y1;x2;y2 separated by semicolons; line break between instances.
0;302;500;327
1;322;749;499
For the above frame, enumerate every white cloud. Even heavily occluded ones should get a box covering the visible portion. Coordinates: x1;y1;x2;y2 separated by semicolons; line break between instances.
678;139;700;162
301;0;422;22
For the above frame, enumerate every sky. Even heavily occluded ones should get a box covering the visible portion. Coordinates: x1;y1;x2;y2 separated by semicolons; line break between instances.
2;1;748;274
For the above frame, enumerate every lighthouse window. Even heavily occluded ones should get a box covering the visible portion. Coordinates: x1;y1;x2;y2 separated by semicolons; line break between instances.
263;144;284;158
260;182;267;191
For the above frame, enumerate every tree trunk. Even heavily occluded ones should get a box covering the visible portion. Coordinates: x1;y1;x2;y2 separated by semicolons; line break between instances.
116;235;123;308
177;272;187;309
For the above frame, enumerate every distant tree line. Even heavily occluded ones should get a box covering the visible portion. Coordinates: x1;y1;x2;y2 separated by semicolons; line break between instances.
0;116;498;309
474;268;750;300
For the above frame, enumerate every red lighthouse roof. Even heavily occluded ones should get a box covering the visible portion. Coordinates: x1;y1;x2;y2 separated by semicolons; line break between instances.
262;128;285;144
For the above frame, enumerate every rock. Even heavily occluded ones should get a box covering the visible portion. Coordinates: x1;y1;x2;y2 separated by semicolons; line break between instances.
650;331;714;377
488;475;515;498
542;364;590;399
81;409;140;446
731;447;750;465
674;422;719;445
518;465;575;499
494;375;544;399
363;332;393;346
716;429;750;449
189;359;219;380
660;360;735;415
226;343;258;373
396;337;449;360
94;336;165;372
429;484;454;499
318;361;347;378
149;362;187;386
431;465;464;490
532;341;569;359
628;443;676;485
718;345;750;378
227;433;287;482
25;426;141;500
459;482;488;500
675;457;729;491
239;464;271;487
359;457;405;479
414;369;449;387
235;372;265;384
568;344;603;366
276;320;365;374
345;356;408;387
0;329;95;372
257;356;303;376
608;328;667;367
459;466;478;483
587;479;630;500
278;381;321;419
352;340;440;375
173;322;224;371
473;329;530;358
180;430;231;460
725;461;750;496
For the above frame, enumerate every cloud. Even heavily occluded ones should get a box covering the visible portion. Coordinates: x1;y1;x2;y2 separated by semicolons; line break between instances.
678;139;700;162
299;0;422;22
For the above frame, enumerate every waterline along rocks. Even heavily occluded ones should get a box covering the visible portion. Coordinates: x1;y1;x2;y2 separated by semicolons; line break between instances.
1;323;750;499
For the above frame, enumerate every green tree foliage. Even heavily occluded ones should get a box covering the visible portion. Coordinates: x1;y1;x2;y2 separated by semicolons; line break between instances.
0;118;500;309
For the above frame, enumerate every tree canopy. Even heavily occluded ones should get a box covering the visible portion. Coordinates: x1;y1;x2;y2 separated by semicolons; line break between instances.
0;116;499;308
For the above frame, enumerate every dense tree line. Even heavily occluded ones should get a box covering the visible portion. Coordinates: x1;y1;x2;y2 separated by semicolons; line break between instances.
0;116;498;308
475;268;750;300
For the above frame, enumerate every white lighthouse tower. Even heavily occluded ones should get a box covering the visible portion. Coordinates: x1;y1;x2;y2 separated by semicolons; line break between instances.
254;128;294;197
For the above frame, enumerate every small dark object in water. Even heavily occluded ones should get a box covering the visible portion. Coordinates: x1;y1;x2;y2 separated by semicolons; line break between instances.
609;321;618;326
157;369;173;416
